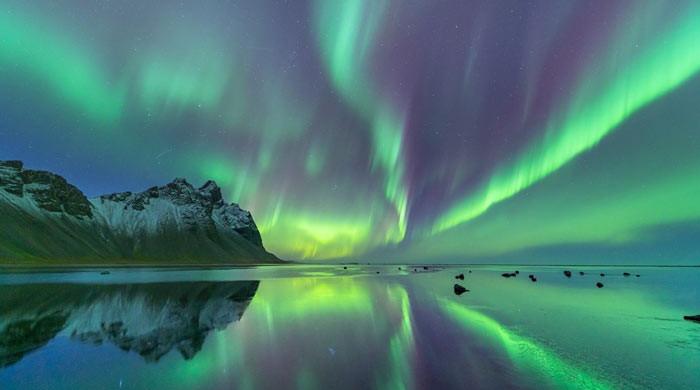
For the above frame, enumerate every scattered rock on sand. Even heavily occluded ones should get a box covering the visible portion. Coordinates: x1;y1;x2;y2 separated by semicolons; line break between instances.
343;266;347;270
515;270;520;274
600;273;605;277
623;272;631;277
596;282;604;288
683;315;700;323
454;284;469;295
636;274;640;277
502;273;512;278
579;271;585;276
455;273;465;280
564;270;572;278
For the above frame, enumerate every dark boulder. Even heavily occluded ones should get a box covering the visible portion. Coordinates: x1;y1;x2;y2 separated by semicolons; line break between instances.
453;284;469;296
455;273;464;280
600;273;605;277
596;282;604;288
501;273;512;278
563;270;572;278
579;271;585;276
683;315;700;323
623;272;631;277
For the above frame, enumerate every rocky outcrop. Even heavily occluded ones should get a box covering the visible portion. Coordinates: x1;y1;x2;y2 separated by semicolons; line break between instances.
0;161;24;196
0;161;92;218
0;160;279;265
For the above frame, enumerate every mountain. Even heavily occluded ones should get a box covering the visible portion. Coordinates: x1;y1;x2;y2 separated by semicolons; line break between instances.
0;280;260;367
0;160;280;265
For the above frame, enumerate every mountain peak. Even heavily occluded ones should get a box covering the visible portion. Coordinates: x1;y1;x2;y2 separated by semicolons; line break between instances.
0;160;92;218
0;160;23;170
0;161;279;264
171;177;191;186
199;180;223;205
95;176;266;250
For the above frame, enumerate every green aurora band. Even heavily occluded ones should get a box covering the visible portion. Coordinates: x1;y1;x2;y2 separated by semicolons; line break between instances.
432;3;700;235
3;1;700;262
314;0;409;245
0;10;125;123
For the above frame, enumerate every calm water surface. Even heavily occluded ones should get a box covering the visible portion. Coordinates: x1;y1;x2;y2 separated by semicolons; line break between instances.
0;265;698;389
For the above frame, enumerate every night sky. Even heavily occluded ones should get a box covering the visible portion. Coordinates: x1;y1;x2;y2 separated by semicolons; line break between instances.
2;0;700;263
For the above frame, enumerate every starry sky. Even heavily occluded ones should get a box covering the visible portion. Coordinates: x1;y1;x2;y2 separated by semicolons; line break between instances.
2;0;700;263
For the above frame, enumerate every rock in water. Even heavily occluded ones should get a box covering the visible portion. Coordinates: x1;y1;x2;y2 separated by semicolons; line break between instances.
600;273;606;277
683;315;700;323
455;273;465;280
501;273;512;278
579;271;585;276
596;282;604;288
453;284;468;295
563;270;572;278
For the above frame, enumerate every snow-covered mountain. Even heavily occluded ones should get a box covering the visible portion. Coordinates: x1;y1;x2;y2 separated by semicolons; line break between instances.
0;160;279;265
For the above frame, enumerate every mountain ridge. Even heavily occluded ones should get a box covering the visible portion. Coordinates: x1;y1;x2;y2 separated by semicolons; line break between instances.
0;160;280;265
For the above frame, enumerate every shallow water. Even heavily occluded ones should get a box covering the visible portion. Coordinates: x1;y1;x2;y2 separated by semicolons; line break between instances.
0;265;698;389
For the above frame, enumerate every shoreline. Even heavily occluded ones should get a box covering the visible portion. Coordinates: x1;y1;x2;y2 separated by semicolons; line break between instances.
1;261;697;273
0;261;291;272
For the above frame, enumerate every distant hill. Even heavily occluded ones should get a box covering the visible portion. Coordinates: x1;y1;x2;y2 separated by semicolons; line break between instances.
0;160;280;265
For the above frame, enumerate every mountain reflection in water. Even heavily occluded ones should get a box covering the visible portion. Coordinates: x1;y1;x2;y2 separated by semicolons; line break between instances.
0;266;698;389
0;281;259;367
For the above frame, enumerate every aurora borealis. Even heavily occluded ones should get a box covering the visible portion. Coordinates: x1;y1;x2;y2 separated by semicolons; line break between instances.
2;0;700;262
